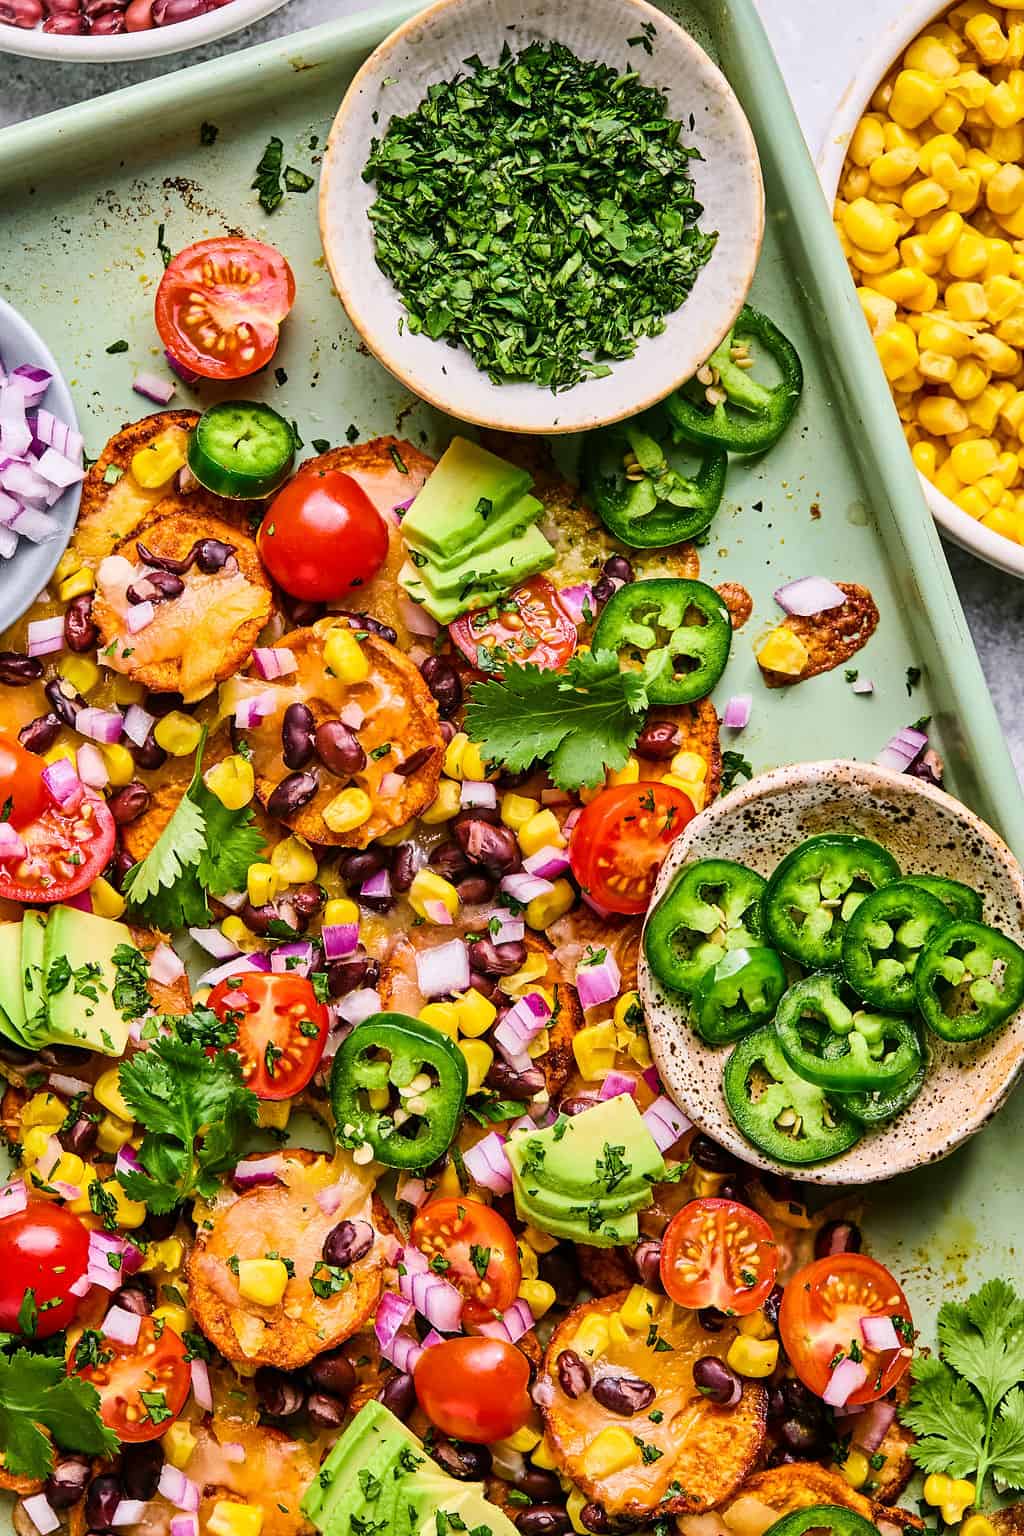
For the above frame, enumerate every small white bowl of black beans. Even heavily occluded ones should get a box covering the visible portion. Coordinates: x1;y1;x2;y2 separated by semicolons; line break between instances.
0;0;289;61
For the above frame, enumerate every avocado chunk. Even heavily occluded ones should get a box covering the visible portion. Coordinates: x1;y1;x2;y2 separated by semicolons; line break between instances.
399;524;557;623
515;1195;640;1247
402;437;532;559
422;492;543;571
301;1401;421;1529
20;909;50;1049
43;906;142;1057
0;922;31;1048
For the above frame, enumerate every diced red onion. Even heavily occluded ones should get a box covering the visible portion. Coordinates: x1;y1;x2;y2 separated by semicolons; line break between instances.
233;689;278;729
462;1131;513;1194
876;727;928;774
399;593;441;636
0;823;27;862
384;1333;423;1374
322;923;359;960
852;1397;897;1453
774;576;847;616
860;1314;900;1353
416;939;470;999
852;678;874;695
399;1265;464;1333
27;615;65;657
76;743;109;790
53;1180;82;1201
0;403;32;461
375;1291;415;1353
460;780;498;810
125;600;155;634
69;1273;93;1298
115;1145;143;1180
75;706;124;745
395;1245;429;1275
722;694;752;730
0;1178;28;1216
340;702;365;730
35;446;85;490
11;365;53;406
187;926;239;960
123;703;156;748
1;460;48;504
482;908;525;945
195;952;271;989
314;1177;351;1216
133;372;176;406
158;1464;199;1513
556;583;593;626
63;888;92;913
232;1155;284;1191
33;409;83;461
600;1070;638;1100
396;1174;429;1208
112;1498;149;1528
252;646;298;681
219;1444;246;1465
361;867;392;900
479;1297;533;1344
336;987;382;1025
0;525;16;559
494;992;551;1059
642;1094;692;1151
164;349;202;386
101;1305;142;1346
23;1496;60;1535
532;1377;556;1409
380;772;405;798
170;1518;198;1536
642;1064;662;1093
575;948;622;1009
270;941;315;977
501;871;554;904
48;1072;91;1098
190;1356;213;1411
581;891;613;918
13;507;62;543
149;944;185;986
823;1357;869;1407
89;1230;144;1276
41;758;85;811
523;845;571;880
420;899;452;927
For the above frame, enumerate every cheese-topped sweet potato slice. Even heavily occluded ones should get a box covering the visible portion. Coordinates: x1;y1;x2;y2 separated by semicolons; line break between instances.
685;1463;923;1536
541;1291;765;1519
187;1149;384;1370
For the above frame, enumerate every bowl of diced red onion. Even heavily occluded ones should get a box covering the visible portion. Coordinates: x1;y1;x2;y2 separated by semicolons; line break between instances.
0;0;290;60
0;297;84;633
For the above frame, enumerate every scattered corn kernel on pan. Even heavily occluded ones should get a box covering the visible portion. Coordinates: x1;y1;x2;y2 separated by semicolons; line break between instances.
3;0;1024;1516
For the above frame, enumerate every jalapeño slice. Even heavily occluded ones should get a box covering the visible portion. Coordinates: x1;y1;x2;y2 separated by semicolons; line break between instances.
764;1508;879;1536
666;304;804;456
644;857;767;997
591;577;732;706
329;1013;468;1169
774;971;922;1094
692;946;788;1045
841;879;952;1012
914;920;1024;1042
841;1035;928;1126
188;400;296;499
723;1023;862;1166
762;834;901;970
581;415;727;548
902;873;983;923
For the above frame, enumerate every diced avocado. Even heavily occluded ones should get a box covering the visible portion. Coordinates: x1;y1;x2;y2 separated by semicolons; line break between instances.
419;1484;520;1536
422;493;543;572
514;1177;647;1225
402;437;532;559
301;1401;421;1528
43;906;141;1057
514;1189;640;1248
20;909;49;1049
412;524;556;599
0;921;30;1048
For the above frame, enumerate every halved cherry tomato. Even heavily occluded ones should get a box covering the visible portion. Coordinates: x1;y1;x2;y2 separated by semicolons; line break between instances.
779;1254;913;1407
450;576;578;675
660;1197;778;1317
411;1197;521;1327
0;734;49;829
0;794;116;905
569;781;694;916
155;238;295;382
0;1203;90;1338
208;971;329;1100
257;469;388;603
414;1335;532;1443
75;1316;191;1442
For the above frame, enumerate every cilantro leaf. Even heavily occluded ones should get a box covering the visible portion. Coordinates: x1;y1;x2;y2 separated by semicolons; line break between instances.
0;1351;118;1480
193;780;266;898
938;1278;1024;1409
465;648;648;789
902;1356;987;1478
122;785;205;915
991;1387;1024;1490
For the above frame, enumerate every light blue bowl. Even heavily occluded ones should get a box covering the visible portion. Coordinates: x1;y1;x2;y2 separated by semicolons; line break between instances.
0;295;82;632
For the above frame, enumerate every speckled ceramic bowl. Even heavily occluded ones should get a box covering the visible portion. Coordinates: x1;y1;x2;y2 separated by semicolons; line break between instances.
639;759;1024;1186
318;0;764;434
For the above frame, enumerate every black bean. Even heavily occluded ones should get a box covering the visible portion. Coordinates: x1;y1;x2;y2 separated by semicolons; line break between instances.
60;1116;97;1158
391;845;418;893
314;719;366;778
194;538;235;572
145;690;184;718
693;1356;741;1407
690;1134;738;1173
110;1276;154;1315
127;571;184;604
561;1095;599;1117
378;1371;415;1421
85;1474;122;1528
305;1350;356;1401
108;781;151;826
64;594;98;653
453;805;501;830
419;655;462;718
432;1438;492;1480
780;1415;822;1455
602;554;634;583
281;595;325;628
307;1391;346;1429
239;901;277;937
120;1441;163;1501
762;1284;784;1330
512;1469;563;1505
44;677;83;728
0;1038;35;1066
467;969;499;1001
129;729;168;772
338;610;398;646
45;1457;91;1509
814;1219;862;1259
19;713;61;754
290;883;325;920
698;1306;729;1333
278;701;314;771
455;819;520;875
456;875;495;905
516;1509;572;1536
439;720;456;745
136;539;196;576
484;1060;545;1100
327;952;379;997
267;771;318;820
636;721;681;760
394;746;433;778
142;1207;179;1241
429;842;471;883
632;1239;663;1291
557;1350;591;1399
592;1373;655;1416
255;1367;306;1418
580;1505;609;1535
322;1218;374;1267
106;850;137;892
591;576;615;606
467;937;527;977
338;847;388;887
0;651;42;687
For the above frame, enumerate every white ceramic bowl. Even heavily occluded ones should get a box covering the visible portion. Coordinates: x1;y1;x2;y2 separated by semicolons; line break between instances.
0;296;82;632
319;0;764;434
816;0;1024;581
638;759;1024;1186
0;0;289;64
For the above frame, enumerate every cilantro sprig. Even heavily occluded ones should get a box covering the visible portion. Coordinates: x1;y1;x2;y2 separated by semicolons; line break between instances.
901;1277;1024;1500
0;1350;117;1480
123;731;265;929
465;648;649;789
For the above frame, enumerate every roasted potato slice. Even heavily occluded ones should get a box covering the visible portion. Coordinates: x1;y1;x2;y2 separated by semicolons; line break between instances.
698;1463;923;1535
541;1291;766;1519
757;583;879;688
182;1423;320;1536
93;509;272;702
187;1149;384;1370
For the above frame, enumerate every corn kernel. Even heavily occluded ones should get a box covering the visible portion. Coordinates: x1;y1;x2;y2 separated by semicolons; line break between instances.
935;461;965;498
923;1475;976;1525
531;1437;559;1470
322;787;373;834
163;1422;198;1470
94;1068;132;1122
152;1303;191;1336
962;1519;998;1536
246;861;281;907
222;915;260;952
499;1424;542;1455
983;503;1023;538
858;287;899;335
951;438;1000;481
606;755;639;787
947;167;982;213
726;1335;780;1378
966;11;1008;63
95;1113;134;1154
933;97;967;132
849;114;886;165
89;876;126;920
836;1449;872;1489
323;897;359;927
517;1240;539;1280
58;567;96;604
919;350;959;384
442;733;469;779
457;988;498;1037
738;1308;776;1340
518;809;565;857
581;1427;639;1478
21;1092;66;1131
945;280;989;321
843;197;902;252
566;1490;589;1536
154;711;203;757
130;438;186;490
55;548;83;584
876;321;920;379
902;178;949;217
919;396;969;441
257;1099;291;1131
99;743;134;786
912;440;940;477
459;1039;493;1094
501;793;540;831
619;1285;663;1331
906;35;960;77
100;1177;146;1228
418;1001;461;1040
525;878;575;931
323;626;369;684
988;164;1024;219
956;486;991;517
952;359;992;401
204;754;255;812
434;1162;462;1198
409;867;460;921
518;1277;556;1319
573;1021;618;1080
849;244;900;276
237;1258;289;1307
461;741;496;781
987;78;1024;126
269;835;318;886
948;228;990;277
870;147;918;187
975;331;1020;372
613;991;644;1032
951;68;993;111
890;69;948;129
421;778;462;823
842;166;871;201
757;627;810;674
207;1502;264;1536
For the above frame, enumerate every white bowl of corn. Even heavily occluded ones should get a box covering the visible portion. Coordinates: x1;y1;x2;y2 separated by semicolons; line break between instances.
818;0;1024;579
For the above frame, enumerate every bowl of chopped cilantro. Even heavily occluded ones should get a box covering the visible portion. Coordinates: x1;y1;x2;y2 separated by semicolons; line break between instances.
319;0;764;433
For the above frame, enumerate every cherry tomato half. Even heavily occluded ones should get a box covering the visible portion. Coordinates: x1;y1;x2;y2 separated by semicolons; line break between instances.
208;971;329;1100
75;1316;191;1442
0;734;49;829
155;237;296;382
414;1336;532;1443
411;1197;522;1327
0;1202;90;1338
0;794;116;906
779;1254;913;1408
257;469;388;603
449;576;578;675
660;1197;779;1317
569;781;694;916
